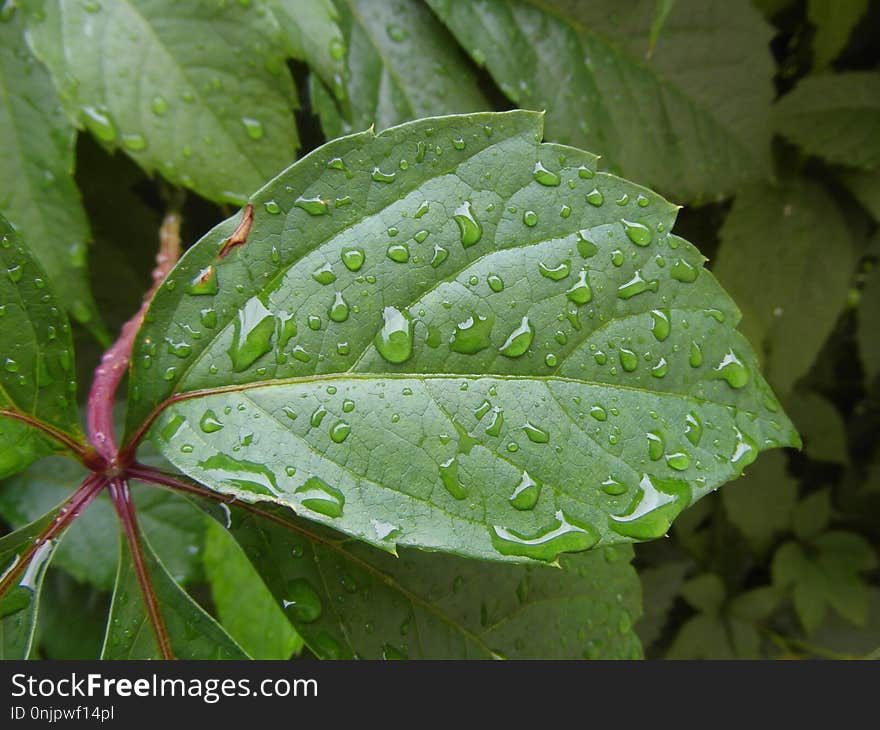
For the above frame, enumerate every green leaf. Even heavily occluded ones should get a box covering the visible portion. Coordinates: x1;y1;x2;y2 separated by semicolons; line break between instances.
838;168;880;223
0;215;82;478
214;505;642;659
0;507;62;658
792;488;832;540
318;0;490;135
203;518;302;659
679;572;725;614
635;560;688;649
101;529;246;659
722;451;797;553
773;72;880;171
0;457;206;590
0;11;100;330
858;259;880;381
665;613;732;659
728;585;780;622
714;179;858;396
427;0;774;201
35;570;108;659
787;392;848;464
270;0;346;99
772;532;876;634
130;110;796;563
22;0;300;206
807;0;868;70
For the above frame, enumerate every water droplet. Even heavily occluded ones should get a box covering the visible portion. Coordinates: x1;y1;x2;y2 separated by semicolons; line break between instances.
7;264;22;283
566;269;593;304
651;357;668;378
200;308;217;328
453;202;482;247
375;306;413;364
590;405;607;421
522;422;549;443
671;258;699;283
241;117;264;140
228;298;275;372
282;578;322;622
610;474;690;540
539;259;570;280
619;347;638;372
330;421;351;443
487;274;504;292
371;167;396;183
684;412;703;446
715;349;749;388
509;471;541;510
198;453;279;496
199;409;224;433
617;270;659;299
295;196;329;215
4;357;19;373
491;510;598;561
601;476;627;495
650;309;670;340
439;457;467;499
689;341;703;367
151;95;168;115
430;244;449;268
450;314;493;354
187;265;219;295
341;247;364;271
622;219;652;246
586;188;604;206
523;210;539;227
386;243;410;263
328;292;349;323
264;200;281;215
646;430;665;460
499;316;533;358
666;451;690;471
296;476;345;517
577;230;598;258
485;408;504;436
82;106;117;142
121;133;146;151
414;200;430;218
312;263;336;285
731;427;758;473
532;161;560;186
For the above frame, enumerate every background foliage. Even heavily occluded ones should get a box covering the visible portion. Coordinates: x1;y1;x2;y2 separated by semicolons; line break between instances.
0;0;877;659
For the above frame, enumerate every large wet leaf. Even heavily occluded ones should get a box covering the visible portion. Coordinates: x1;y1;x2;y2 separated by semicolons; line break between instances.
204;503;642;659
101;529;246;659
22;0;300;205
0;506;62;658
130;110;797;564
714;179;857;396
0;215;82;479
773;72;880;171
427;0;774;202
0;11;100;329
314;0;489;136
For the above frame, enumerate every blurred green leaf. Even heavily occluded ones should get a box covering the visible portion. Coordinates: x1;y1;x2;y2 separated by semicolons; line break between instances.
428;0;775;201
203;518;302;659
0;11;100;329
807;0;869;69
22;0;300;205
792;488;832;540
774;72;880;170
787;392;848;464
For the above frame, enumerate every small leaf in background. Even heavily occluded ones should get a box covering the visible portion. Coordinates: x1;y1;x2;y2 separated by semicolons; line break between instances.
0;215;83;478
102;531;246;660
773;72;880;170
317;0;489;136
635;561;689;650
858;257;880;381
838;168;880;223
772;531;877;634
0;11;100;330
792;488;833;540
203;519;302;660
714;179;858;396
787;392;848;464
35;570;108;660
21;0;300;205
270;0;346;100
130;110;797;564
721;451;798;554
427;0;775;201
807;0;869;70
216;506;642;659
